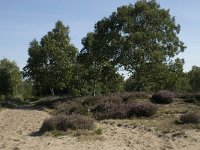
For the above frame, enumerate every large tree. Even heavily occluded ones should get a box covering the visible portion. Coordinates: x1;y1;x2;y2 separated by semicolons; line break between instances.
23;21;77;96
79;32;124;96
82;0;186;91
0;58;21;96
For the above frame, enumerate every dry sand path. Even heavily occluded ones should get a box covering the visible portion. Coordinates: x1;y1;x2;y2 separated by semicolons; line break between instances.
0;108;200;150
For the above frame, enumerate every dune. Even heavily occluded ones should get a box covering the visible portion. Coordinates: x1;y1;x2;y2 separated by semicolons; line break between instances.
0;109;200;150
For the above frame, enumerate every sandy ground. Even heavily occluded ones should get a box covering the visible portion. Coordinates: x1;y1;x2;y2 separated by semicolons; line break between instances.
0;108;200;150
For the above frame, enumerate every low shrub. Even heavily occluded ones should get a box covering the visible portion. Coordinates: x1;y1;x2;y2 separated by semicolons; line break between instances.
102;94;123;104
40;114;94;133
128;103;158;118
151;90;174;104
92;101;158;120
81;96;102;106
180;93;196;103
94;127;103;135
180;112;199;124
92;101;128;120
118;92;149;102
40;115;64;132
179;93;200;103
35;97;68;109
180;93;194;99
54;101;88;115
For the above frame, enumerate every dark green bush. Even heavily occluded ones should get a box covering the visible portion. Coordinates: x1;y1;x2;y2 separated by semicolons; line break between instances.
151;90;174;104
180;112;199;124
40;114;94;133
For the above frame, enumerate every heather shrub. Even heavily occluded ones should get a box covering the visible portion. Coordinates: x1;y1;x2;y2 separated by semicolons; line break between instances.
92;101;128;120
106;104;128;119
128;103;158;118
180;112;199;124
102;94;123;104
179;93;200;103
119;92;149;102
81;96;102;107
40;115;65;132
54;101;88;115
180;93;196;102
92;101;157;120
131;92;150;99
40;114;94;133
151;90;174;104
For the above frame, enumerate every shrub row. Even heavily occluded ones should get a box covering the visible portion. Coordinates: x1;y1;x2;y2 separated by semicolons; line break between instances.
92;102;158;120
40;114;94;133
54;92;151;116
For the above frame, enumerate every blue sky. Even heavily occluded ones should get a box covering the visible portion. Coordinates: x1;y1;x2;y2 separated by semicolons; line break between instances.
0;0;200;72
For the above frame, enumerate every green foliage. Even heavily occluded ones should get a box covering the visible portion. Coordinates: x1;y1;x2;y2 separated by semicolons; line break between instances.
160;59;190;92
0;58;21;96
18;79;33;98
79;32;124;96
188;66;200;91
81;0;185;91
94;127;103;135
23;21;77;96
124;77;137;92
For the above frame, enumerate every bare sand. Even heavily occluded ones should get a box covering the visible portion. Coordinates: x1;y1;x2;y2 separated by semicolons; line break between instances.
0;108;200;150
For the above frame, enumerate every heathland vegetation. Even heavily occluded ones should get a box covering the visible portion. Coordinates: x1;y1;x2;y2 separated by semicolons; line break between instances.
1;0;200;139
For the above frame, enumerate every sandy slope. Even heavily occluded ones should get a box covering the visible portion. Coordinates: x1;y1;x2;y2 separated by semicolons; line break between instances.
0;109;200;150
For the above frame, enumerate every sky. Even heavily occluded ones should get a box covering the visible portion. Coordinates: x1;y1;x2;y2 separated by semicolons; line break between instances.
0;0;200;72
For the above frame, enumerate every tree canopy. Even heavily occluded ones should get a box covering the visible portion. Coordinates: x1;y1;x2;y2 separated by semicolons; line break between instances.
188;66;200;91
81;0;186;91
0;58;21;96
23;21;77;96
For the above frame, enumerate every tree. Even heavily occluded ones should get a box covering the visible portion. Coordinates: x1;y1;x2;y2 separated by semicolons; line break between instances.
125;58;190;92
79;32;124;96
188;66;200;91
163;58;190;92
0;58;21;96
23;21;77;96
83;0;186;91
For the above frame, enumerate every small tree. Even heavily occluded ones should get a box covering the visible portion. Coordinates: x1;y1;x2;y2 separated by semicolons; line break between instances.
188;66;200;91
0;58;21;96
23;21;77;96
